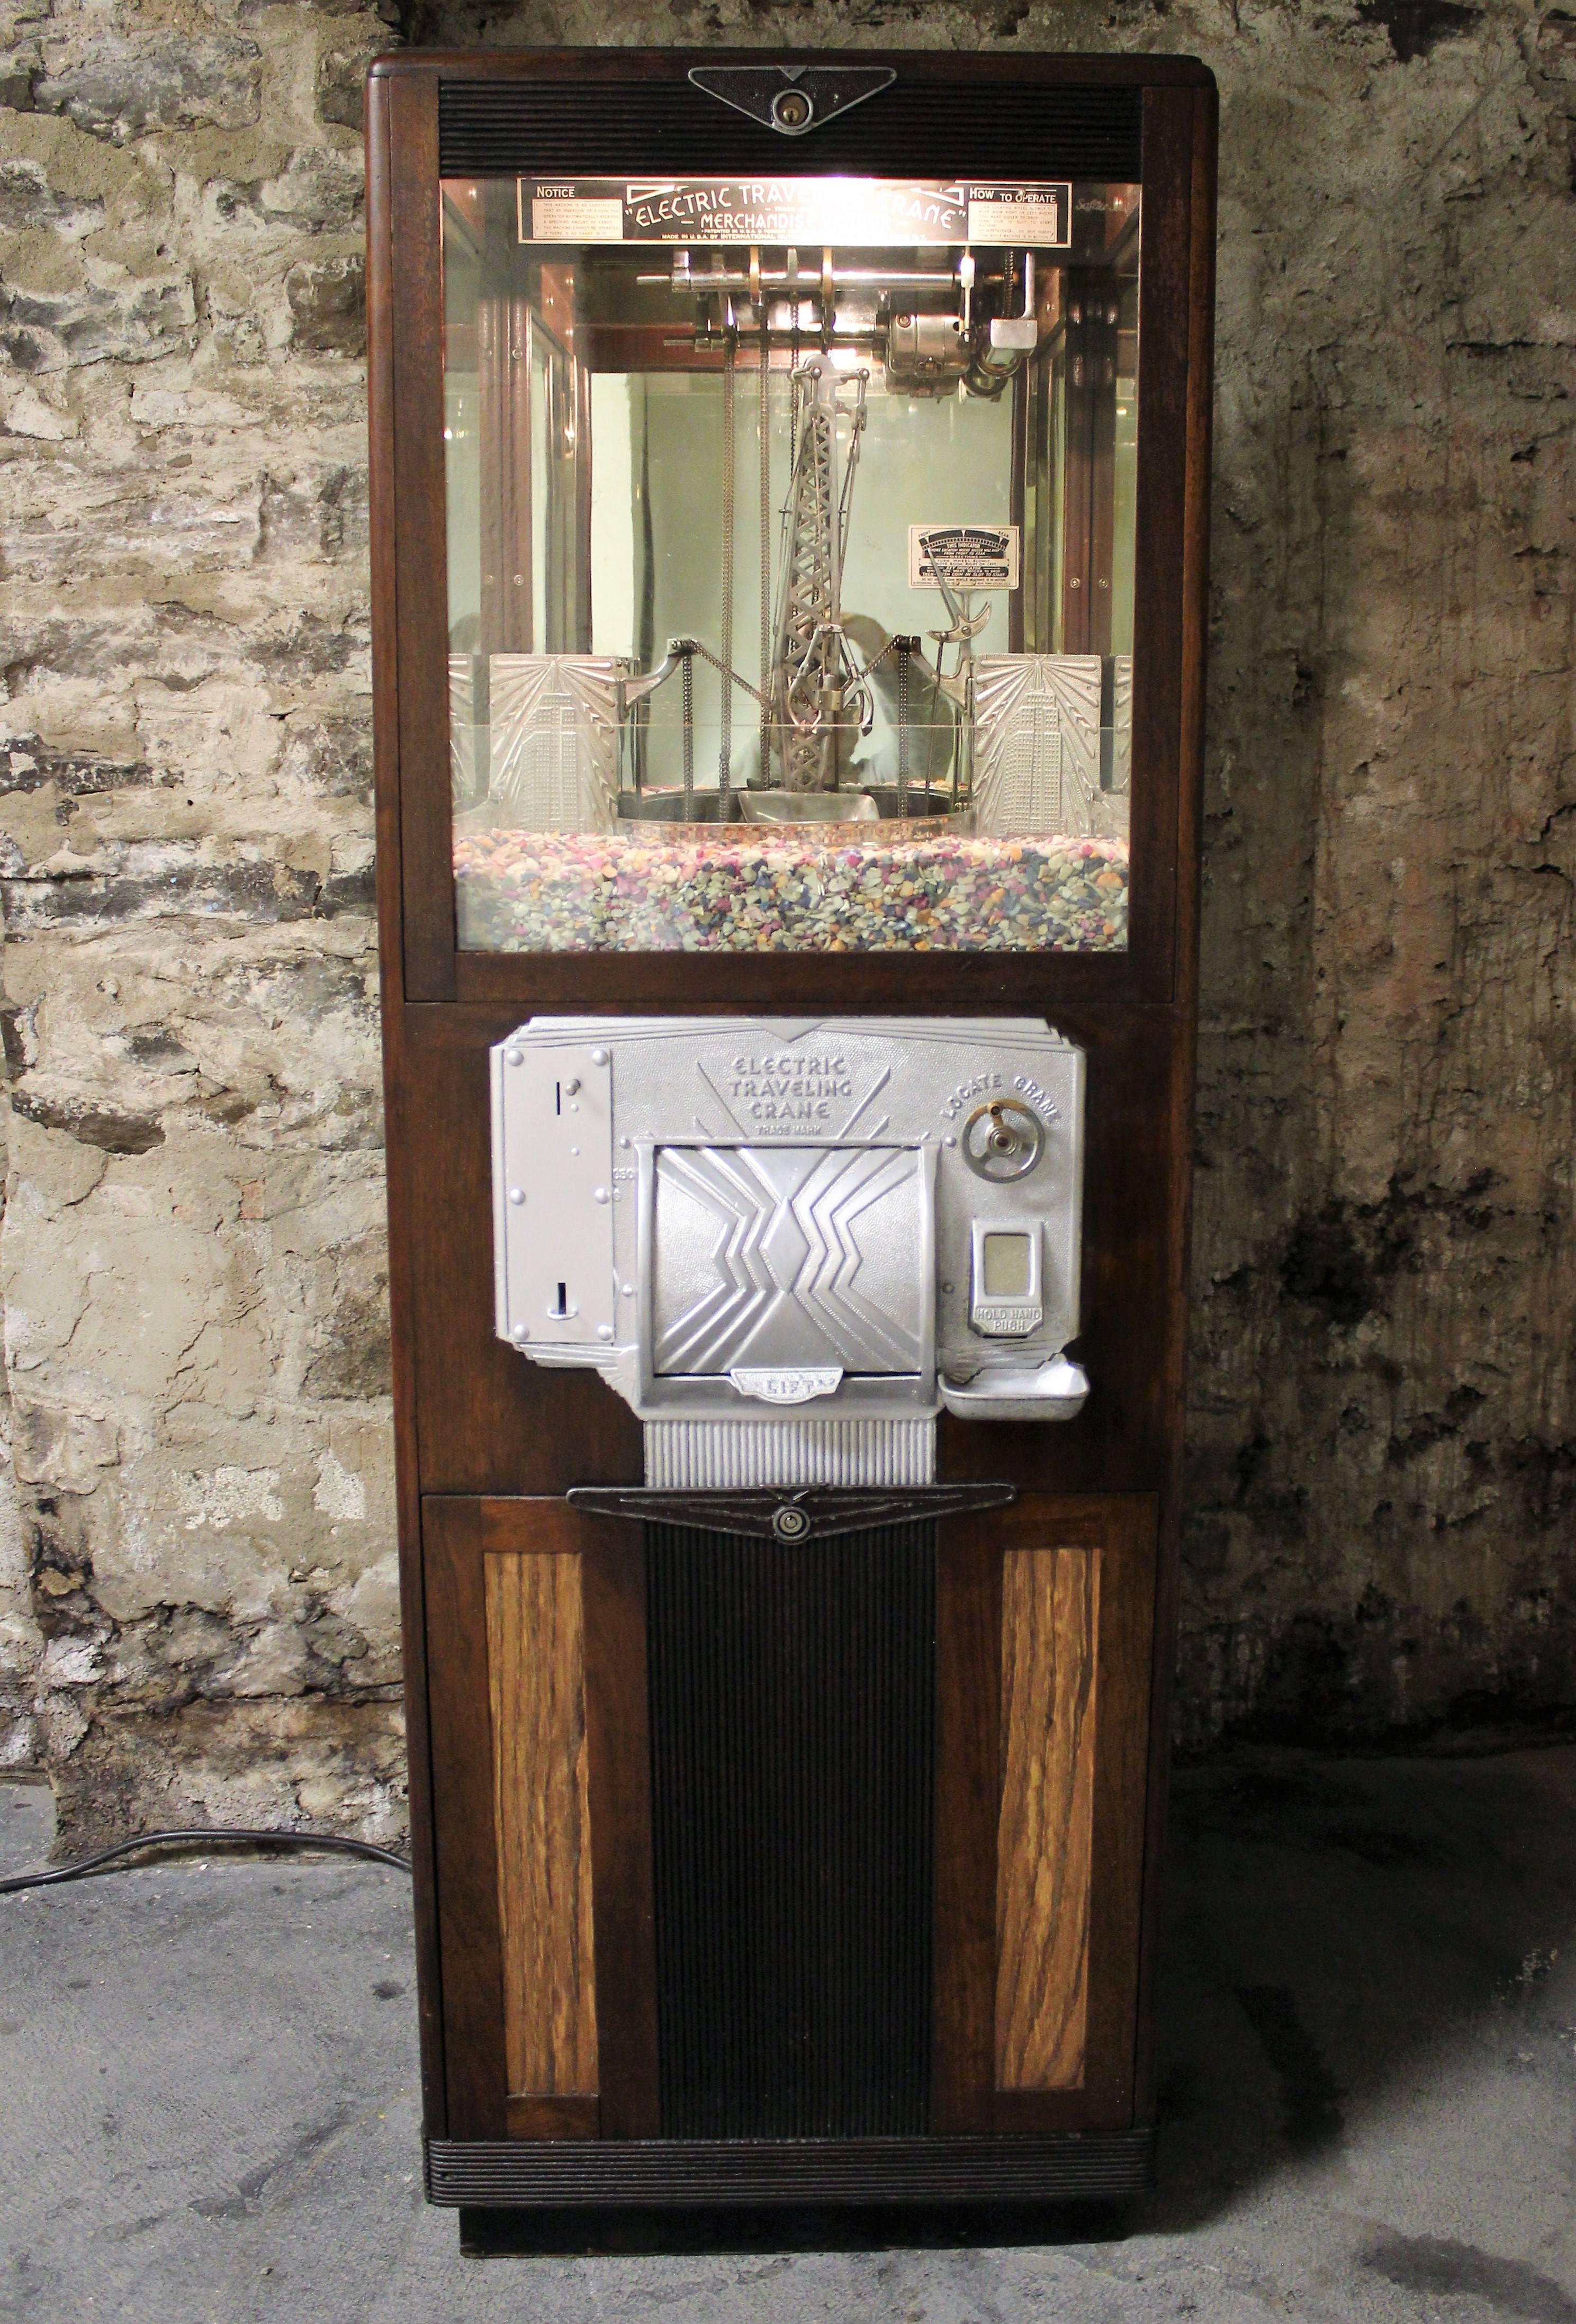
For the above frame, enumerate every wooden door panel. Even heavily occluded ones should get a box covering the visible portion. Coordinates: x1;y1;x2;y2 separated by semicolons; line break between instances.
996;1546;1101;2091
485;1548;599;2133
422;1496;659;2141
934;1492;1157;2134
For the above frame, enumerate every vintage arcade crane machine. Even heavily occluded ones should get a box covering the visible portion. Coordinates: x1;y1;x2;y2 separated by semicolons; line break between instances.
367;49;1216;2230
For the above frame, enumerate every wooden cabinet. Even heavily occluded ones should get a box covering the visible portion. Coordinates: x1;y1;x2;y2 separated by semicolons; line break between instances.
367;47;1216;2218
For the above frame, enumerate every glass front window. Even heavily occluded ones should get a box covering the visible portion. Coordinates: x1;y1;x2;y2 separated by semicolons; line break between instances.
443;174;1139;953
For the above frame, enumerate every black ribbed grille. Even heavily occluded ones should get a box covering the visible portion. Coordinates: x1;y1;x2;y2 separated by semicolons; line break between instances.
645;1523;935;2140
438;79;1141;182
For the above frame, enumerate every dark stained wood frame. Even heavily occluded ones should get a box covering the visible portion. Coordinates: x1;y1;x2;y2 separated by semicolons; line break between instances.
368;48;1217;2179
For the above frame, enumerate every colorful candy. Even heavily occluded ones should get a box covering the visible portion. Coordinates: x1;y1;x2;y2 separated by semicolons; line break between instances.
454;826;1129;953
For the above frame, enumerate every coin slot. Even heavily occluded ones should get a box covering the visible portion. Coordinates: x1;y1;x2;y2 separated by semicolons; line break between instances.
968;1219;1043;1338
981;1231;1033;1298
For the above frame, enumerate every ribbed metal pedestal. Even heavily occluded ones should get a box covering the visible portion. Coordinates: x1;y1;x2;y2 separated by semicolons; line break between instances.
426;2130;1156;2208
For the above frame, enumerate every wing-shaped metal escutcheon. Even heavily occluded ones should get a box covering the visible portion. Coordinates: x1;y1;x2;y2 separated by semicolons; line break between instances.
687;65;896;138
566;1481;1015;1544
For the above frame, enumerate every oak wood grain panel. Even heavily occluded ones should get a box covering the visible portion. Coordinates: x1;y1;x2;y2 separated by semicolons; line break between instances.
995;1547;1101;2090
421;1497;507;2138
933;1496;1158;2134
485;1550;598;2100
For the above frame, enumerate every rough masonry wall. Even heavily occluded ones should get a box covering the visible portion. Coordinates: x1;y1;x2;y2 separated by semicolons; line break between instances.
0;0;403;1843
0;0;1571;1842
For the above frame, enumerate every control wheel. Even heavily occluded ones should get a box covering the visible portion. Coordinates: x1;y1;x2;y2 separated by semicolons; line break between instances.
961;1097;1044;1182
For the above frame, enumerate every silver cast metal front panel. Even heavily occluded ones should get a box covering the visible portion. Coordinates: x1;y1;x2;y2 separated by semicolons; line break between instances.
491;1019;1088;1481
649;1143;932;1380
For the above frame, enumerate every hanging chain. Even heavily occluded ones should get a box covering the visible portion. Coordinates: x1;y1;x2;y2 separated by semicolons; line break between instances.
718;330;735;802
685;636;763;702
759;308;772;790
681;644;695;819
897;640;910;814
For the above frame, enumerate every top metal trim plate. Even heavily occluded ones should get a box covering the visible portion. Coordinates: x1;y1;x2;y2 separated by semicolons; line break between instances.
688;64;896;138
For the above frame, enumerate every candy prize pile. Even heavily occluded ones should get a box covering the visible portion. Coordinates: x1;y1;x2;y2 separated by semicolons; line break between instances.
454;825;1129;953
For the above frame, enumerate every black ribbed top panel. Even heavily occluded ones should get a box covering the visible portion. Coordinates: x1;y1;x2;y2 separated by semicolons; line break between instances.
646;1523;936;2141
439;79;1141;182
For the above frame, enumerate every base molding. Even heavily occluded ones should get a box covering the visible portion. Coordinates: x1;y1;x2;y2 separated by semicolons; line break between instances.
426;2130;1155;2208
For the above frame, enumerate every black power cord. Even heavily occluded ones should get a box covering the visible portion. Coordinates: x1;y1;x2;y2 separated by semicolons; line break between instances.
0;1825;411;1896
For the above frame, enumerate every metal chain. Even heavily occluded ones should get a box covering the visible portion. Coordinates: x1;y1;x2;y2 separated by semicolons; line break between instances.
681;645;694;819
687;635;764;705
900;646;912;804
759;311;772;789
718;331;735;801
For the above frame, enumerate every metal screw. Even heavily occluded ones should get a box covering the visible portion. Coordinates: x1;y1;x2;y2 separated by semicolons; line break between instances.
622;1283;635;1298
505;1048;524;1067
591;1048;609;1066
597;1323;614;1342
508;1187;525;1206
511;1323;529;1342
570;1146;580;1157
593;1187;609;1204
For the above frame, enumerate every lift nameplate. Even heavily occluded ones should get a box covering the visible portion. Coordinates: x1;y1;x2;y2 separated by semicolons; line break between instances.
520;179;1071;249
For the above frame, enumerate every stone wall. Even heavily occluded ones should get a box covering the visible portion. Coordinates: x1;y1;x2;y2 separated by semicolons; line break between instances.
0;0;1571;1844
0;0;403;1844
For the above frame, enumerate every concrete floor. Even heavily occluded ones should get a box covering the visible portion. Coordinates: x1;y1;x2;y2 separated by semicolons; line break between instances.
3;1745;1575;2322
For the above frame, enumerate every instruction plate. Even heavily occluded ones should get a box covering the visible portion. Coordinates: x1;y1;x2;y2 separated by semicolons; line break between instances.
909;525;1022;591
519;178;1071;248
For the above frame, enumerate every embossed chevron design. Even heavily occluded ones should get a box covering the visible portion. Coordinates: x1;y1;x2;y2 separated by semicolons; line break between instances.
652;1143;927;1379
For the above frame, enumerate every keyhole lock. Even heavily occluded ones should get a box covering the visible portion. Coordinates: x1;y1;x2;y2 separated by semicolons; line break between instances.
771;87;813;130
771;1503;810;1541
961;1097;1045;1183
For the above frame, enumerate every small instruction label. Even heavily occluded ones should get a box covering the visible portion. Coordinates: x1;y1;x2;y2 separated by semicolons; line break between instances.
909;525;1021;592
966;184;1070;248
529;194;624;242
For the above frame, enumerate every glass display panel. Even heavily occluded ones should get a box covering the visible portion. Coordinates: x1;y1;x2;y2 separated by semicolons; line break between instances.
443;175;1140;953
